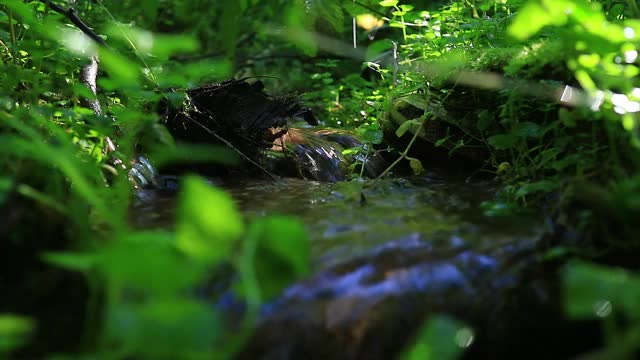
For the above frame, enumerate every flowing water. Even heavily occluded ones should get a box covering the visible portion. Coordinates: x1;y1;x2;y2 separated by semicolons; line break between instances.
131;170;585;359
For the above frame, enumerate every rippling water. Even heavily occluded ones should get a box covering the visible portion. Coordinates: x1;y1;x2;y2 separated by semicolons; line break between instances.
133;171;542;269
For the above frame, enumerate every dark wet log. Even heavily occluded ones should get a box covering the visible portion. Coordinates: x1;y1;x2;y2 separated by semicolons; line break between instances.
166;79;315;153
163;79;321;177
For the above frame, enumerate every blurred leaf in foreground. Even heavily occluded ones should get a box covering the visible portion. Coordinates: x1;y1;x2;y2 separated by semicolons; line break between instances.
0;314;34;353
399;315;469;360
176;176;243;264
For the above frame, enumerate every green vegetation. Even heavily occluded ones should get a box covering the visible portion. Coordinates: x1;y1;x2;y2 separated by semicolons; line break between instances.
2;0;640;358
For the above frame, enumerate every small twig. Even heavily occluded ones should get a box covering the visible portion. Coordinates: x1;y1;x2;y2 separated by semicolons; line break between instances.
352;0;357;49
375;118;425;180
392;41;398;86
44;0;108;48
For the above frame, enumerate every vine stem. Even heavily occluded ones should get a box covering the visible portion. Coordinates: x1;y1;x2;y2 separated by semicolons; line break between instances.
375;119;424;180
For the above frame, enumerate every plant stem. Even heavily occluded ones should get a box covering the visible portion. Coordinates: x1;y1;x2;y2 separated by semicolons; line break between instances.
8;9;17;63
375;120;424;180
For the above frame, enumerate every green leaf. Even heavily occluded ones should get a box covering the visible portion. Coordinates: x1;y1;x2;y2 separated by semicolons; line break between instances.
365;40;393;62
512;121;543;138
151;143;238;168
154;34;199;58
0;314;34;353
515;180;559;200
476;110;492;132
487;134;518;150
400;315;467;360
395;119;420;138
98;48;140;88
42;252;97;272
342;147;361;155
101;231;205;293
409;157;424;175
435;135;450;147
176;176;243;263
155;59;232;87
379;0;398;7
564;262;640;320
480;200;518;217
285;3;317;56
507;2;554;41
400;4;414;12
358;124;384;144
107;299;219;356
243;216;310;300
399;95;429;110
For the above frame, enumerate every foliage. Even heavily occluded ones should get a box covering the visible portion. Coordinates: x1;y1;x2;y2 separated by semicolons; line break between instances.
0;0;309;357
564;261;640;359
400;315;470;360
3;0;640;358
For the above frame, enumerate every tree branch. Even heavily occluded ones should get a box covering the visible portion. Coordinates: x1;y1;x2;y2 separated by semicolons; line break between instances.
44;1;113;151
44;0;108;48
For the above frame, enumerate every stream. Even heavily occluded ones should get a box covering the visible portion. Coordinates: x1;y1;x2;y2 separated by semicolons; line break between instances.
133;170;597;359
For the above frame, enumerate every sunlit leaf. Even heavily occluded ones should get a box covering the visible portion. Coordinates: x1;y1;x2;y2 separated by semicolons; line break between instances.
0;314;34;352
379;0;398;7
400;5;414;12
98;48;140;87
342;147;361;155
176;176;243;263
507;3;546;40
